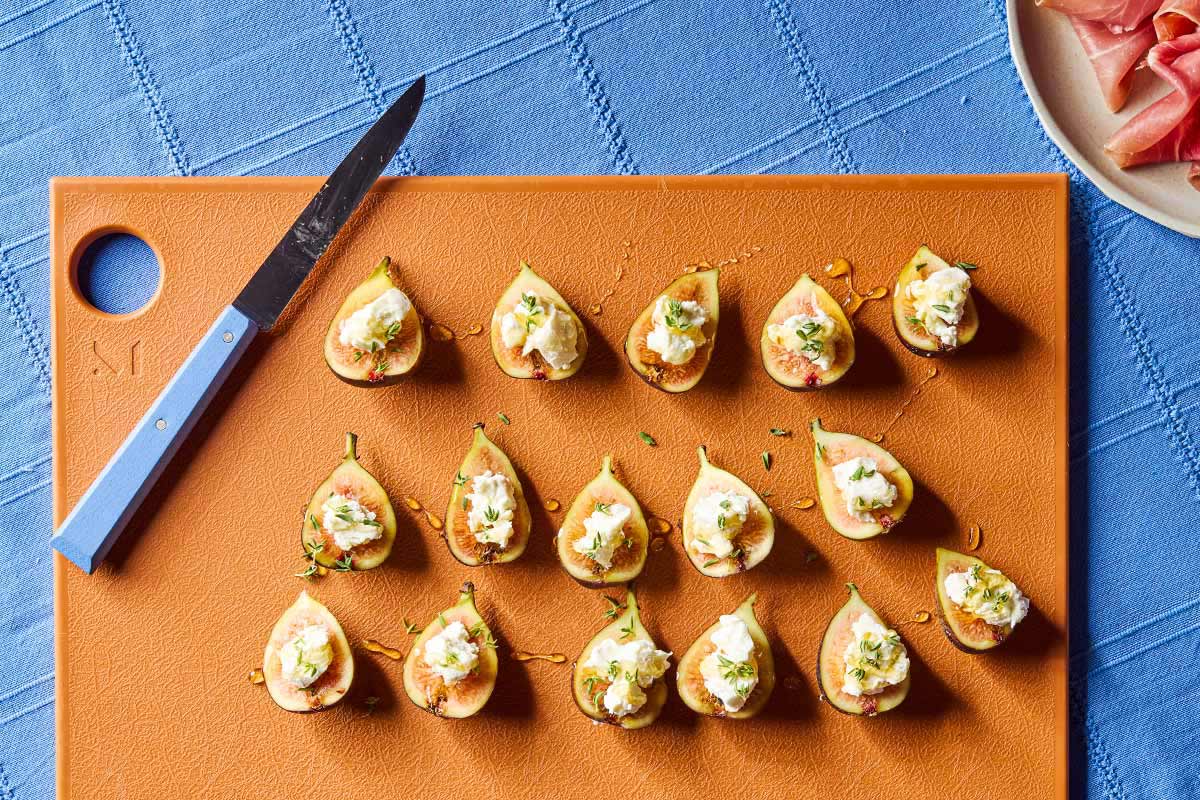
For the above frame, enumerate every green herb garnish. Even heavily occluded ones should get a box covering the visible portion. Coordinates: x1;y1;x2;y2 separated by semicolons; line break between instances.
639;432;657;447
497;412;511;425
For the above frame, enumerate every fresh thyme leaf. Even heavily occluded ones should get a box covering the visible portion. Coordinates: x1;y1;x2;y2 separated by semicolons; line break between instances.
594;502;612;514
454;471;467;487
619;621;635;640
761;451;772;471
769;428;791;437
703;558;721;567
352;350;365;362
954;261;978;271
334;554;354;573
402;618;423;636
638;432;657;447
850;464;865;481
294;562;319;579
437;613;448;628
932;303;952;313
497;412;511;425
309;514;321;532
716;514;727;530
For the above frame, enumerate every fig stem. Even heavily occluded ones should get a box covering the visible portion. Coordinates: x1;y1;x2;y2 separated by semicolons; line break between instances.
696;445;709;466
601;455;613;475
344;432;358;461
459;581;476;600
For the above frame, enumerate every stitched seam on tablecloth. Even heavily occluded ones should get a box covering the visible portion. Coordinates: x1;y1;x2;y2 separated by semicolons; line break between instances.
0;762;14;800
1069;673;1129;800
101;0;191;176
0;0;100;54
753;53;1005;174
323;0;417;176
0;0;55;28
0;673;52;707
765;0;857;174
549;0;638;175
0;249;50;397
979;5;1131;799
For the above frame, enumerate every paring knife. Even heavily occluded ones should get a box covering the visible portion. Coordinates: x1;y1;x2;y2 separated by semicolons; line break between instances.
51;76;427;574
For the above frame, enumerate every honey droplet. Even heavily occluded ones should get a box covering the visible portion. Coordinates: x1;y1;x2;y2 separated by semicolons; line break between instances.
804;550;819;564
425;511;444;531
404;497;423;511
967;524;982;551
512;650;567;664
912;611;932;624
649;517;672;534
869;433;885;443
864;286;888;300
543;498;561;512
248;668;265;685
430;323;454;342
456;323;483;339
826;257;852;278
588;303;603;315
649;535;669;552
316;565;329;577
363;639;404;660
790;497;816;510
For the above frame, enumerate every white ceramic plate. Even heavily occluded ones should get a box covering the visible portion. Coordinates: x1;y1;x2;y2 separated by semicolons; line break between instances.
1010;0;1200;236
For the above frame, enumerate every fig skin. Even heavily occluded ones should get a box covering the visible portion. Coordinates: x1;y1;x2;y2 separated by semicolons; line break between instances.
681;446;775;577
810;419;913;541
554;456;649;588
759;274;855;391
891;245;979;358
816;583;910;717
489;261;588;381
323;256;426;387
444;424;532;567
262;591;354;713
623;269;720;393
676;592;775;719
300;432;397;571
570;589;668;730
935;547;1026;653
401;582;499;719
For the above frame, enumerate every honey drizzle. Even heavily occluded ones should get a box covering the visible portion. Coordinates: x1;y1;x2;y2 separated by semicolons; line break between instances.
590;248;628;316
790;497;816;510
683;245;763;274
511;650;567;664
543;498;561;512
649;517;672;534
429;323;454;342
825;257;888;318
967;524;982;551
910;611;932;624
247;668;265;685
424;511;444;531
456;323;482;339
871;366;939;443
649;535;670;552
404;497;423;511
363;639;404;660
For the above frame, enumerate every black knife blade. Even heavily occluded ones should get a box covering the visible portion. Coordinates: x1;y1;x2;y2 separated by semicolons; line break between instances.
233;74;425;330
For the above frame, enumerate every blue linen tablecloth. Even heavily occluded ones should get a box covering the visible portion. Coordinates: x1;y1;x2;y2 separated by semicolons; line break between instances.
1;1;1197;797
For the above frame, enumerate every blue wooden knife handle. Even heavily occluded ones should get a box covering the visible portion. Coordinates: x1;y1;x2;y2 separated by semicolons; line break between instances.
51;305;259;573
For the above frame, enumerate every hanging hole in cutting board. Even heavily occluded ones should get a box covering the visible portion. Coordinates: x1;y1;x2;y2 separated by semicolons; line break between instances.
75;232;161;316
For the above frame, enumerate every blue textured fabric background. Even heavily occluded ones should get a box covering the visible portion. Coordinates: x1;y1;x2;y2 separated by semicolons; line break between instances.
1;1;1197;797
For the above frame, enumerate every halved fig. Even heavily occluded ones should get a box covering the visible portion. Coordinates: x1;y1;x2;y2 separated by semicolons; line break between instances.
323;256;425;386
571;589;668;729
760;274;855;390
811;419;913;540
402;582;499;718
555;456;649;588
681;446;775;577
816;583;909;716
936;548;1028;653
490;261;588;380
623;269;719;393
445;424;531;566
300;432;397;571
676;593;775;718
891;246;979;357
262;591;354;712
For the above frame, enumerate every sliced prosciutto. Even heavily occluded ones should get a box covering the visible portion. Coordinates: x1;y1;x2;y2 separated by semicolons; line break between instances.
1070;18;1157;110
1155;0;1200;40
1037;0;1161;32
1105;33;1200;170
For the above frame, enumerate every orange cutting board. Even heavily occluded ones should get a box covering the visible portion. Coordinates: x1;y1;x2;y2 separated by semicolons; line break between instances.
52;175;1069;799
